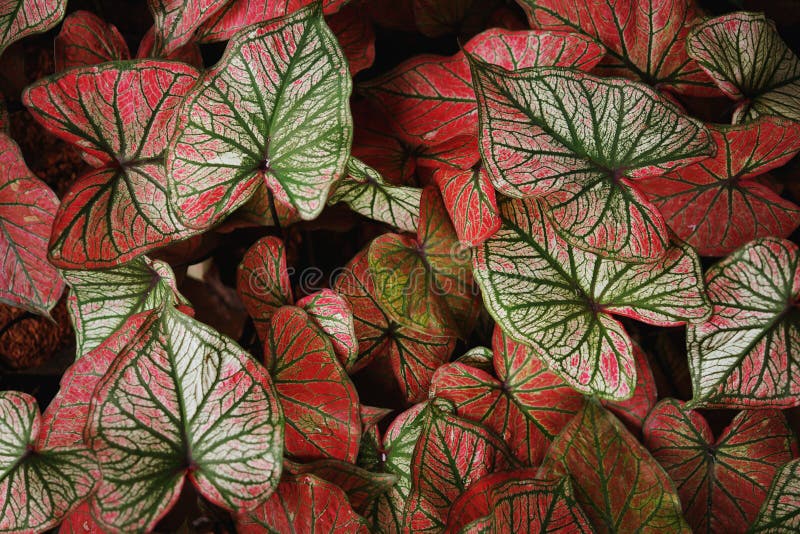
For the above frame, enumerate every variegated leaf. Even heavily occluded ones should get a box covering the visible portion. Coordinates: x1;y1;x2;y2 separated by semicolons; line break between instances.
297;289;359;372
601;342;657;433
643;399;797;533
640;117;800;256
54;11;129;71
327;3;375;76
433;163;500;247
147;0;228;56
469;62;714;258
265;306;360;462
544;401;689;533
688;237;800;408
168;4;352;228
0;0;66;57
237;236;293;340
474;197;709;399
455;346;493;371
687;12;800;122
748;458;800;533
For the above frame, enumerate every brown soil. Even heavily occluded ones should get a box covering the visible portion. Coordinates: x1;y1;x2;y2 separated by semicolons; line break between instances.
0;297;73;370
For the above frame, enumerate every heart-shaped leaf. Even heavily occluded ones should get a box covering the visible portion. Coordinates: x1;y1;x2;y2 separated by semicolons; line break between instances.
469;62;714;259
329;158;422;233
23;60;201;269
264;306;360;462
236;473;369;533
433;163;500;247
296;289;359;372
327;3;375;76
519;0;718;95
147;0;228;56
474;197;709;399
0;390;97;533
0;133;63;316
168;4;352;228
237;236;293;340
544;401;689;533
749;458;800;533
687;12;800;122
54;11;129;71
86;307;284;532
430;325;583;465
643;399;797;533
688;237;800;408
0;0;66;57
640;117;800;256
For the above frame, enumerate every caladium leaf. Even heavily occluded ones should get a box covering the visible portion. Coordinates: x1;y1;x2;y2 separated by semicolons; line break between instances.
519;0;718;95
265;306;360;462
544;401;689;533
433;163;500;247
236;474;369;533
601;342;657;433
86;307;284;532
687;12;800;122
361;28;604;146
643;399;797;533
168;3;352;228
688;237;800;408
147;0;228;56
749;458;800;533
0;390;97;533
474;197;709;399
640;118;800;256
430;325;584;465
469;62;714;259
329;158;422;233
63;256;186;357
369;186;480;338
58;502;103;534
136;26;204;67
296;289;359;372
0;0;66;57
237;236;293;340
0;133;64;316
455;346;493;371
327;3;375;76
23;61;201;269
54;11;129;71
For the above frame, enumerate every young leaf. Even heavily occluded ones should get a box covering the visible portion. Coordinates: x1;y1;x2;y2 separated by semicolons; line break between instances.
0;0;66;57
236;474;369;533
643;399;797;533
749;458;800;533
688;237;800;408
519;0;718;95
0;133;64;316
433;163;500;247
23;61;202;268
168;4;352;228
147;0;228;56
687;12;800;122
86;307;284;532
296;289;359;372
544;402;689;533
327;3;375;76
474;197;708;400
469;62;714;259
265;306;360;463
54;11;130;71
237;236;293;340
640;118;800;256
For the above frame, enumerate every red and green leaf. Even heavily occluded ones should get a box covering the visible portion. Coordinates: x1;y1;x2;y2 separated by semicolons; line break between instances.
474;197;709;399
168;4;352;228
237;236;293;340
54;11;129;71
469;61;714;259
0;133;64;316
0;0;66;57
433;163;500;247
601;342;658;433
297;289;359;372
147;0;227;56
264;306;360;463
544;401;689;533
643;398;797;533
327;3;375;76
687;237;800;408
687;12;800;122
749;458;800;533
640;117;800;256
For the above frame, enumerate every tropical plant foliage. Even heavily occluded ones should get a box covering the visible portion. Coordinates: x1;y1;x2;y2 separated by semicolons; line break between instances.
0;0;799;531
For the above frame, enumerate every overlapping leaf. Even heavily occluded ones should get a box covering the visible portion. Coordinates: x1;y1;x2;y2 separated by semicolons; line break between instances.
544;402;689;533
643;399;797;533
688;237;800;408
23;60;201;268
601;342;658;433
327;3;375;76
470;62;714;258
474;197;708;399
433;163;500;247
54;11;129;71
86;307;284;532
687;12;800;122
0;133;64;316
0;0;66;57
749;458;800;533
640;118;800;256
237;236;293;340
264;306;360;462
296;289;359;372
168;4;352;228
147;0;228;56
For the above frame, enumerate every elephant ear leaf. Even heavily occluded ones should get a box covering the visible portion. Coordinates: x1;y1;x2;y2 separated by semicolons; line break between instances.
0;134;64;316
54;11;130;71
688;237;800;408
687;12;800;123
168;4;352;229
749;458;800;533
0;0;66;57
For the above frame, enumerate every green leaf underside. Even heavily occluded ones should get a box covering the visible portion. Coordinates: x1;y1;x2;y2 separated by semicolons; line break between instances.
469;62;714;259
473;197;708;400
168;4;352;229
749;458;800;533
